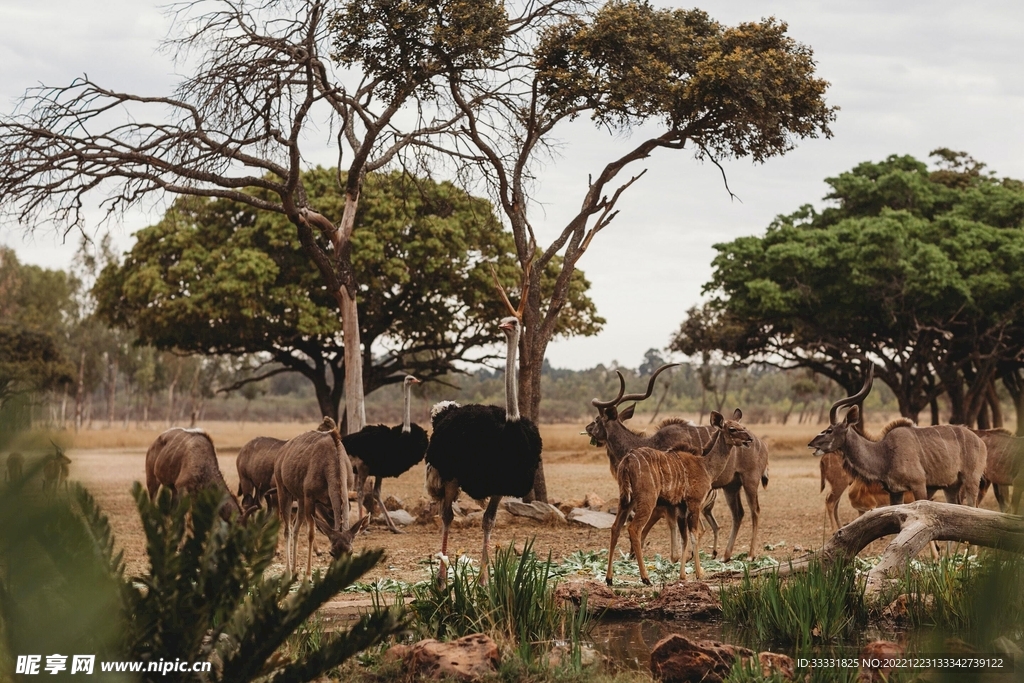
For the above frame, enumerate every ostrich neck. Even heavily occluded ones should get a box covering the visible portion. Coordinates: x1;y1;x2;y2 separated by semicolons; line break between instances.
505;326;520;421
841;431;887;480
402;382;412;433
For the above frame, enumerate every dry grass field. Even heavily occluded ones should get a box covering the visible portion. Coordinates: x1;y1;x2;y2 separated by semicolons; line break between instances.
9;415;1004;589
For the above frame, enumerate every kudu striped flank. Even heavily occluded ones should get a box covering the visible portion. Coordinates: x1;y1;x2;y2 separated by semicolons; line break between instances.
808;367;986;507
587;364;769;561
606;409;753;586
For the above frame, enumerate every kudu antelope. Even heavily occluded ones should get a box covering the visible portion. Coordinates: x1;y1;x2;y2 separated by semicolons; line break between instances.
809;367;986;507
971;429;1023;512
820;452;919;530
606;410;753;586
587;364;769;561
146;428;242;520
274;417;366;578
236;436;286;517
42;442;71;492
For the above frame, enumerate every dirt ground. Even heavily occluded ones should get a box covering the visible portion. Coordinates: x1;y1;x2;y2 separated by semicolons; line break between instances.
48;417;1004;589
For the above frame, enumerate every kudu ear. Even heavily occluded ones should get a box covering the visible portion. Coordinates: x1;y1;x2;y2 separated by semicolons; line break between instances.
732;408;743;422
618;403;636;421
710;411;724;428
313;512;334;537
845;405;861;425
351;515;370;536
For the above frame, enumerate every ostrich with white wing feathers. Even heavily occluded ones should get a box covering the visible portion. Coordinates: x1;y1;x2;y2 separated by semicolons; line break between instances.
425;265;543;583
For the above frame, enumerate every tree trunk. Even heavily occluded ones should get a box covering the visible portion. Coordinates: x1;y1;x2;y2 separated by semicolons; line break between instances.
74;349;86;433
930;396;940;425
106;353;118;428
737;502;1024;593
519;319;548;503
340;288;365;435
988;381;1003;428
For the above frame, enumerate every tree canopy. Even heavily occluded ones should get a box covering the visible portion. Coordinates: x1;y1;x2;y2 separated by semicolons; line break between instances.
687;151;1024;427
94;169;603;421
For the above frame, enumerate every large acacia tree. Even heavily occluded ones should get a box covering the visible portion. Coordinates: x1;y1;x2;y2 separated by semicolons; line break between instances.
94;169;602;421
687;151;1024;429
443;0;835;498
0;0;525;434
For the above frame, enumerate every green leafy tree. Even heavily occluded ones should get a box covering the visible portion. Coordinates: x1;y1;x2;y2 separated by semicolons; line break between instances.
696;151;1024;426
449;0;835;499
0;474;403;681
94;169;602;422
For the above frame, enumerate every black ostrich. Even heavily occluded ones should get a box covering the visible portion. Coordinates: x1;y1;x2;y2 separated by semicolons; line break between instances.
425;312;543;583
341;375;429;533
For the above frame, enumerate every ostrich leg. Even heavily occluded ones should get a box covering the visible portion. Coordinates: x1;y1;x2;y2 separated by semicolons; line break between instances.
437;487;458;585
480;495;502;581
373;477;402;534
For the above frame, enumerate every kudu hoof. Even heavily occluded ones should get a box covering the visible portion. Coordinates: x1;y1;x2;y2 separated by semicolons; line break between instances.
605;577;613;587
641;578;652;586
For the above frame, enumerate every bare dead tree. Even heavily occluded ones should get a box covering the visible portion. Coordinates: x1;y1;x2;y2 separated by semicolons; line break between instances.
438;3;835;501
0;0;508;434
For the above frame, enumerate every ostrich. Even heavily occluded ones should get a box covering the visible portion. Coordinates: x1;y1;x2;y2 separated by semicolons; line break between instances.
425;275;542;583
342;375;429;532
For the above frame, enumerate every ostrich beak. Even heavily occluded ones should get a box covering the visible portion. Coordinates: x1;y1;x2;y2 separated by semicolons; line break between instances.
499;322;514;332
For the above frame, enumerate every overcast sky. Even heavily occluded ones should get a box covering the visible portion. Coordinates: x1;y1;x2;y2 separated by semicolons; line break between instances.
2;0;1023;370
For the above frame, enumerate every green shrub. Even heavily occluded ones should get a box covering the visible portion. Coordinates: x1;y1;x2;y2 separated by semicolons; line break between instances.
720;558;866;647
410;539;591;667
0;474;404;682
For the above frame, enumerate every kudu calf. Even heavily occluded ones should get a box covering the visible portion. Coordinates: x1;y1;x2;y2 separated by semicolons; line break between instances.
145;428;242;520
809;367;986;507
42;444;72;492
587;364;769;561
820;451;919;530
971;429;1023;512
274;417;365;578
607;410;753;586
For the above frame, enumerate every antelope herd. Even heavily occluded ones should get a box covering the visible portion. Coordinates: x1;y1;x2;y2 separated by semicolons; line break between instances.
5;356;1024;584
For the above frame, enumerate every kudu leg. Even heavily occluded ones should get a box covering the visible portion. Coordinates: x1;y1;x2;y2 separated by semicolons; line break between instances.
629;501;656;586
687;506;703;580
721;484;744;562
742;480;761;559
702;495;721;558
606;500;632;587
993;484;1009;513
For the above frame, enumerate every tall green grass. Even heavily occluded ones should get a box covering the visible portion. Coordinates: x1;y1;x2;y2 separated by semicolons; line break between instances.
892;552;1024;645
410;540;591;667
720;558;867;647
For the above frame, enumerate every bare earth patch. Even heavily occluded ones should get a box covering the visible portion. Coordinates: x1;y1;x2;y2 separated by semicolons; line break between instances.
59;419;1002;590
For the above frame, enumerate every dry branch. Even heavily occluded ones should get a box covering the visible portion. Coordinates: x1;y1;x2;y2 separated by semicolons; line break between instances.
721;501;1024;593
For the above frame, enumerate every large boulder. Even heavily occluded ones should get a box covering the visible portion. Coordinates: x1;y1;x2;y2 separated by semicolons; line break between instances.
504;499;567;524
651;581;722;620
857;640;904;683
650;635;753;683
385;634;500;681
566;507;616;529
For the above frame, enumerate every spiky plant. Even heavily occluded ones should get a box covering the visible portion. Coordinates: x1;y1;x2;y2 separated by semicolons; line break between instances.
0;474;403;682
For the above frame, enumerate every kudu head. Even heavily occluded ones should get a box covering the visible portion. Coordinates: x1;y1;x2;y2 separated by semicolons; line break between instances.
314;514;370;558
585;364;678;446
808;366;873;455
709;409;754;450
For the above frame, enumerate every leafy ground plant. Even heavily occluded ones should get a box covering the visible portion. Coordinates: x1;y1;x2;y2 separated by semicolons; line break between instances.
0;472;403;682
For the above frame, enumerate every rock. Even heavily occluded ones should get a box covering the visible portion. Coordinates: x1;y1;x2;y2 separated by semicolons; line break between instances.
386;509;415;526
652;581;722;621
650;635;752;683
383;495;404;511
757;652;795;681
857;641;903;683
567;507;616;529
453;499;483;516
387;634;500;681
452;509;512;529
880;593;933;622
583;492;605;509
993;636;1022;665
555;580;644;618
504;499;566;524
546;644;605;669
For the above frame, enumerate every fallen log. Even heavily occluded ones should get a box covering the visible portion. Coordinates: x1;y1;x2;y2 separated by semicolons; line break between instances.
718;501;1024;592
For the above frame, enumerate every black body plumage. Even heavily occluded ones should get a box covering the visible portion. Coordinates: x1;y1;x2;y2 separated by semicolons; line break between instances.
342;423;429;479
426;404;543;500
